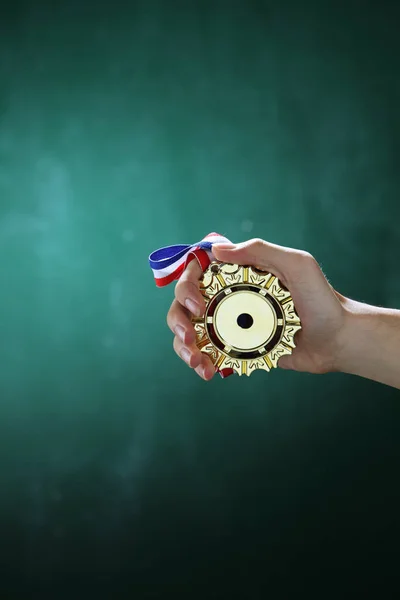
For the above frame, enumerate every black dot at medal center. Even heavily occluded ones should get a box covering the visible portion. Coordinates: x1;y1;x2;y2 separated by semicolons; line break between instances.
237;313;254;329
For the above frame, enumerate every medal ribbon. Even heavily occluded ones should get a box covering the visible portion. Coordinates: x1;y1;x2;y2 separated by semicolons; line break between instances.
149;232;234;378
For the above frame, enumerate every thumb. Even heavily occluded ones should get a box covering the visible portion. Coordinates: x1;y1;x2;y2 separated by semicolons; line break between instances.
212;238;297;283
212;241;254;265
212;239;283;270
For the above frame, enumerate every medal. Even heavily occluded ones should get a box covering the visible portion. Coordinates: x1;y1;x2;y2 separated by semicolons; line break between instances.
192;261;301;376
149;232;301;378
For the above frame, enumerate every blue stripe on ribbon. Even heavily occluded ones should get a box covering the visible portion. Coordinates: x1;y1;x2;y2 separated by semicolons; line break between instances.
149;239;214;271
148;243;194;270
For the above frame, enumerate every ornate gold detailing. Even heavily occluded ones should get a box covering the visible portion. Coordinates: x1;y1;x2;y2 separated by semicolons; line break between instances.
192;262;302;377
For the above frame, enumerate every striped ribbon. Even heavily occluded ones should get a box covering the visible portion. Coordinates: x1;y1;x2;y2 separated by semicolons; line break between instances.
149;232;234;378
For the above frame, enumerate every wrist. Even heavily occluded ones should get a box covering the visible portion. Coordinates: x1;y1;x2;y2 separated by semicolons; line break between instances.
334;299;370;375
334;298;400;386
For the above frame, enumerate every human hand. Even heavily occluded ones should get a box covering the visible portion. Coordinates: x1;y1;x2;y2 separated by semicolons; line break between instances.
166;238;348;380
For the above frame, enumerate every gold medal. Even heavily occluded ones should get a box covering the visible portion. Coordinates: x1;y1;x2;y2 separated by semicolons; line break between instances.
192;262;301;376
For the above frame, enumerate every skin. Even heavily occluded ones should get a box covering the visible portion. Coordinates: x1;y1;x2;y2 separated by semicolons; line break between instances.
166;238;400;390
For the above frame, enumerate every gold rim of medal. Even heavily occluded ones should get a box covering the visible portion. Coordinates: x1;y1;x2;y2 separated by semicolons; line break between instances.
192;262;302;376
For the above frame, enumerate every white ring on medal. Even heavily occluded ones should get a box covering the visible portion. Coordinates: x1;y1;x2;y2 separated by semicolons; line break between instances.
213;290;277;351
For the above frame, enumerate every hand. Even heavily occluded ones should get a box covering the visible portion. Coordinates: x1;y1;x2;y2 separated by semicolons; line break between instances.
166;238;348;380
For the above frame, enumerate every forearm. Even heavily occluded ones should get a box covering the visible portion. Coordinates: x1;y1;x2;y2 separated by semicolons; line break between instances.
337;299;400;389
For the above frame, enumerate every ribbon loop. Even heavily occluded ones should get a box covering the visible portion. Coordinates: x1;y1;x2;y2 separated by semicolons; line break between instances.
149;232;230;287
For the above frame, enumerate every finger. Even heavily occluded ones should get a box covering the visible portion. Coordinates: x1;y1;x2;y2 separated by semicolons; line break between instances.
195;354;217;381
175;257;206;317
173;335;203;370
167;299;196;345
173;335;216;380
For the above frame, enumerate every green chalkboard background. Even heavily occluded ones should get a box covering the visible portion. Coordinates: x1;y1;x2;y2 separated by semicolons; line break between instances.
1;0;399;597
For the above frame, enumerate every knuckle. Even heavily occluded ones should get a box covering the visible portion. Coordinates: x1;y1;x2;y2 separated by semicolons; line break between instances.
246;238;271;266
174;280;183;300
166;303;174;324
186;279;200;297
180;260;202;285
166;301;177;329
249;238;266;251
186;258;202;278
174;282;186;303
297;250;318;267
175;280;193;301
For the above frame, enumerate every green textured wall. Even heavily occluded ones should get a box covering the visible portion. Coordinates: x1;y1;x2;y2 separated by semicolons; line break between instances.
1;1;399;597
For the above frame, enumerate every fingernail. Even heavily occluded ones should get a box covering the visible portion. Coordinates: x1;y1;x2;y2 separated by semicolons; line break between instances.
175;325;185;343
185;298;201;316
213;243;235;250
180;347;191;364
196;365;207;379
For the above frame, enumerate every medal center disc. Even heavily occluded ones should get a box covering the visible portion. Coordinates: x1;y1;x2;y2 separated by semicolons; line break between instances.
237;313;254;329
212;290;277;351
